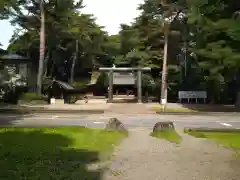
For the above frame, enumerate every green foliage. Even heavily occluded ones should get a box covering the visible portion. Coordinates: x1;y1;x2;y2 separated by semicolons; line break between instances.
65;95;78;104
0;0;21;19
3;0;240;103
6;0;108;80
2;86;28;104
20;92;47;102
71;81;88;88
0;127;126;179
184;0;240;103
97;72;109;88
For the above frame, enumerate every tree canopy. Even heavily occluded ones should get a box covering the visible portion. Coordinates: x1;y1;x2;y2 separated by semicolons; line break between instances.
1;0;240;103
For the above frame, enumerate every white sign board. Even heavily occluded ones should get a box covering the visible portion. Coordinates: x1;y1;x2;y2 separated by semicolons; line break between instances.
113;72;135;85
178;91;207;99
50;98;56;104
161;98;167;104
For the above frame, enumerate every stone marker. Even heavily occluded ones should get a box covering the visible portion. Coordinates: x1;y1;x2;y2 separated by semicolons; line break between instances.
153;121;175;132
105;118;127;132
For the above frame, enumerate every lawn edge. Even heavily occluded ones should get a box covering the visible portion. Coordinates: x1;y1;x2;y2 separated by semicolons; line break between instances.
151;130;182;144
184;128;240;133
184;128;240;157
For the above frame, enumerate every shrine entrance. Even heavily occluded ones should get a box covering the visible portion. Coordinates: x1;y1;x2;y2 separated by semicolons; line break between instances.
99;67;151;103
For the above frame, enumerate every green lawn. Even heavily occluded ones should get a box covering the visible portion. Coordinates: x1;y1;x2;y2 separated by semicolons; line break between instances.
151;105;238;113
186;131;240;150
151;106;197;113
0;127;126;180
151;130;182;144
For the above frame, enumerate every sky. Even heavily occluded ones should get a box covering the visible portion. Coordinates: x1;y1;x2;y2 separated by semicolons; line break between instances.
0;0;143;50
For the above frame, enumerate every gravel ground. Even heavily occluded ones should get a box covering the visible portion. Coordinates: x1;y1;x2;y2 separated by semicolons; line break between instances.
103;128;240;180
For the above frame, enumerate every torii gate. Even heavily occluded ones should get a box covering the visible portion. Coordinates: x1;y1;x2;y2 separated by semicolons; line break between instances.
99;66;151;103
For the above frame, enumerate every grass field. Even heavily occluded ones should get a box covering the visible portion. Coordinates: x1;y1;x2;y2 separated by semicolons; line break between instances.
0;127;126;179
186;130;240;150
151;130;182;144
151;105;197;113
151;104;238;113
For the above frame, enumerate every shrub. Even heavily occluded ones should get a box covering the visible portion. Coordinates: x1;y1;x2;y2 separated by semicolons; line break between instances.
64;95;78;104
71;81;88;88
20;93;47;102
3;86;28;104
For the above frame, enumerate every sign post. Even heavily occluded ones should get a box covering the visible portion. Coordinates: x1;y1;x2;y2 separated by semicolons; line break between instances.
108;70;113;103
137;70;142;103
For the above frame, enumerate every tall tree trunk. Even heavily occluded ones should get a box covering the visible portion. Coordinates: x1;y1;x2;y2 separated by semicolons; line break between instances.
70;40;78;83
183;20;188;77
43;50;50;80
37;0;45;95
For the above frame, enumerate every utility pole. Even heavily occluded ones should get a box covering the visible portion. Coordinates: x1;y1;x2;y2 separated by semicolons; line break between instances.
161;25;169;111
70;39;78;83
37;0;45;95
160;0;169;111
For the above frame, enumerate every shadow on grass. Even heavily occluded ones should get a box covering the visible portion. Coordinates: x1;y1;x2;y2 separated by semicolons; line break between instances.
181;104;239;112
185;130;240;151
0;128;103;180
184;130;207;138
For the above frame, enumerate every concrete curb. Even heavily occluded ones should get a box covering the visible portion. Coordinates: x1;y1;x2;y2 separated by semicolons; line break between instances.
184;127;240;133
156;112;240;115
0;108;105;114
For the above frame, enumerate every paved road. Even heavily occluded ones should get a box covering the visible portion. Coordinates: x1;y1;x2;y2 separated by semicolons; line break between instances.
0;113;240;129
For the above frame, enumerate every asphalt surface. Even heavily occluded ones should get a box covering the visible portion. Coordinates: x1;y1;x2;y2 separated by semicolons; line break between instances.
0;113;239;129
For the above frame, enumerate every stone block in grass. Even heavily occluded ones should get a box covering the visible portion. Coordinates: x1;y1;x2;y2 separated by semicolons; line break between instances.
153;121;175;132
105;118;127;132
152;122;181;144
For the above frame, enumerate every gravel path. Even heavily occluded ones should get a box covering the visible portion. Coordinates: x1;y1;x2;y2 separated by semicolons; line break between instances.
103;128;240;180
